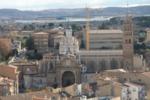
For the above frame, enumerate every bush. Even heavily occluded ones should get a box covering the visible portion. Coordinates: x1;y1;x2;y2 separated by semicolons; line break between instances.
26;50;42;60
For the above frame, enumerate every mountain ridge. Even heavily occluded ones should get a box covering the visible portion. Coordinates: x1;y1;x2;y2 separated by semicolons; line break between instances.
0;5;150;19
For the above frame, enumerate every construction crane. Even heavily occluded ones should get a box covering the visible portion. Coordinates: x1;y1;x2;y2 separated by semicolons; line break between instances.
85;7;90;50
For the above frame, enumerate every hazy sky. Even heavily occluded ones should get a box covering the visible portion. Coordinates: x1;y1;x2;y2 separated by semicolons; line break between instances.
0;0;150;10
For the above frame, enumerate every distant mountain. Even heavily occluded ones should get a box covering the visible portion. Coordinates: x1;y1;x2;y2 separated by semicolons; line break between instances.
0;6;150;20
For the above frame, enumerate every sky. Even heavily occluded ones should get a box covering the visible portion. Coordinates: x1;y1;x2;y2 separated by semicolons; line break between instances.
0;0;150;10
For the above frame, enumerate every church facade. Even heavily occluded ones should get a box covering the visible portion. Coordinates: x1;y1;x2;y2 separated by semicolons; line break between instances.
38;53;82;88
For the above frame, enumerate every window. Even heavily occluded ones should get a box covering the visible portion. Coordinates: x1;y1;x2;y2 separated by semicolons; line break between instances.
125;39;131;44
125;39;128;43
128;39;131;43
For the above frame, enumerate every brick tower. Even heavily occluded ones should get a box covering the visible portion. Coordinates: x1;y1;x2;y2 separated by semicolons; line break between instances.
123;15;134;71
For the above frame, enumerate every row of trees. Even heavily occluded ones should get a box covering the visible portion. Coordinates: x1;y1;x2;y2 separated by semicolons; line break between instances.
0;23;55;32
22;23;55;31
134;16;150;28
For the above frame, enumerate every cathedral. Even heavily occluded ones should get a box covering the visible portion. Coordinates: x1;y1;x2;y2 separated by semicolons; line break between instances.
79;15;145;72
23;15;145;89
39;15;140;88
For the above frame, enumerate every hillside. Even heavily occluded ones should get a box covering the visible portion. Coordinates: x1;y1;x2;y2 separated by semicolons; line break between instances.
0;6;150;19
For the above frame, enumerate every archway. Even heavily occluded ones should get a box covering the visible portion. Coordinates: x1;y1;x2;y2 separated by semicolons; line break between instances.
62;71;75;87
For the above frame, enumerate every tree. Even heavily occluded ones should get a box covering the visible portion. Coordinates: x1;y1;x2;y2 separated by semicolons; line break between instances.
134;42;146;55
48;23;54;29
134;16;150;27
21;37;27;48
71;24;82;31
98;23;108;29
0;38;12;61
25;36;34;50
23;24;36;31
109;17;120;25
80;39;85;49
26;50;43;60
12;49;18;56
59;24;63;27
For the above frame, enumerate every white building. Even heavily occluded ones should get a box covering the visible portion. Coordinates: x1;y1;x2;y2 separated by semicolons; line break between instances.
121;82;146;100
59;27;79;55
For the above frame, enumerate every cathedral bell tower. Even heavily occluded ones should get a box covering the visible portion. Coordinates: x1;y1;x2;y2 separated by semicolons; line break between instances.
123;15;134;71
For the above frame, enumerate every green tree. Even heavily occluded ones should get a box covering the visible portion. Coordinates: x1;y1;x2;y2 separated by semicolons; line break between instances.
25;36;34;50
71;24;82;31
98;23;108;29
48;23;54;28
26;50;43;60
80;39;85;49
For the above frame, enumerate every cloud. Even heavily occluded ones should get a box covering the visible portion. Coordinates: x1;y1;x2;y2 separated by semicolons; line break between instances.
0;0;149;10
89;0;109;8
